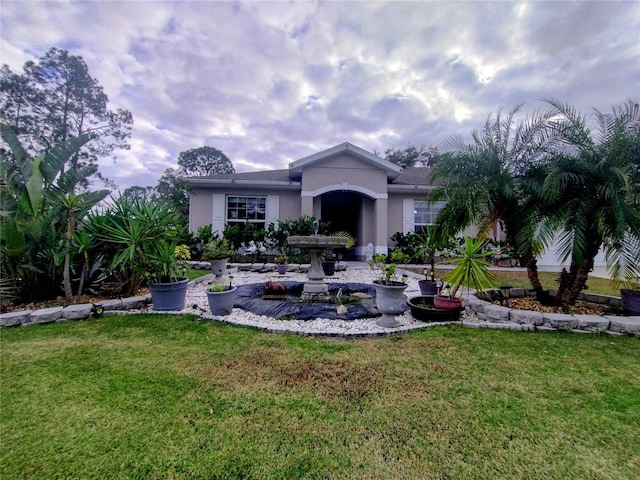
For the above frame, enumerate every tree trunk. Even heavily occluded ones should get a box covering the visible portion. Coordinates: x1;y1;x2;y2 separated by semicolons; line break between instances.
521;251;545;298
63;210;75;301
77;256;87;297
555;238;600;308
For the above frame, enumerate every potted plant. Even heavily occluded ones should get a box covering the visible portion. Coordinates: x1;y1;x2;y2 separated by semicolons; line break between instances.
411;226;449;296
407;295;461;322
147;243;191;311
322;231;355;276
620;278;640;316
274;252;289;274
202;238;234;278
369;251;408;327
434;236;496;310
206;278;237;316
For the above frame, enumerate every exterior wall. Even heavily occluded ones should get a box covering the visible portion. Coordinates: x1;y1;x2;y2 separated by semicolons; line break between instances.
300;154;388;195
189;187;301;233
189;188;214;233
387;193;407;238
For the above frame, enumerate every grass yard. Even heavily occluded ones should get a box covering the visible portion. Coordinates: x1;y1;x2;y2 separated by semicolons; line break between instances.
1;315;639;479
421;268;623;298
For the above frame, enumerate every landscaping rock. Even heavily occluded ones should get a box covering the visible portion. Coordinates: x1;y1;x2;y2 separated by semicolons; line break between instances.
121;296;150;310
29;306;63;324
100;299;123;311
463;295;486;314
483;304;511;322
62;304;93;320
0;310;32;327
542;312;578;331
607;316;640;335
510;309;544;326
574;314;610;333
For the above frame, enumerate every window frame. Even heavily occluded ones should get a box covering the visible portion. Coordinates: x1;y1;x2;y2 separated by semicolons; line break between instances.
413;200;446;232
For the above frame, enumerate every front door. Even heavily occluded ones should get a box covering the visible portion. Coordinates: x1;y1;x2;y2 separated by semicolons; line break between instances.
320;191;361;260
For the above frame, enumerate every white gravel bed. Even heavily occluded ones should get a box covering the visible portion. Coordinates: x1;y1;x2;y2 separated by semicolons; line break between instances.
172;267;465;337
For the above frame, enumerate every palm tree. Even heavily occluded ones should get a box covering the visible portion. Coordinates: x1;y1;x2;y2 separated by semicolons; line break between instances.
533;99;640;306
431;103;552;298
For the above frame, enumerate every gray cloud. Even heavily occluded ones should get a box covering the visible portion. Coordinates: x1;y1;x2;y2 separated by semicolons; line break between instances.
1;0;638;189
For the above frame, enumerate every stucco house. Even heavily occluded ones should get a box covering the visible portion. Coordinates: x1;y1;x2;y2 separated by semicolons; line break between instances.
186;141;606;266
186;142;445;260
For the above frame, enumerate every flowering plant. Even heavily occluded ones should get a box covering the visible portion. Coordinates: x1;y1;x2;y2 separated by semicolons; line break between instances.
274;253;288;264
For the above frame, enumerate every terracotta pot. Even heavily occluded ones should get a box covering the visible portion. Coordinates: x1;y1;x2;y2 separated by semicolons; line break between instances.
434;295;462;311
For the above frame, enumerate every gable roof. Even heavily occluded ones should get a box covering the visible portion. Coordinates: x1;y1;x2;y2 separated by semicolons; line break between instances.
288;142;402;180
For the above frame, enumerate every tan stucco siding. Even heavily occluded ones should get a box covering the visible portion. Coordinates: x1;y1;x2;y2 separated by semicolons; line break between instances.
189;187;301;233
190;188;214;232
300;154;388;195
387;193;406;238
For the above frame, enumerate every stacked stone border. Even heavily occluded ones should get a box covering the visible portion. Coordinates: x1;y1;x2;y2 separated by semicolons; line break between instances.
461;289;639;336
1;264;638;337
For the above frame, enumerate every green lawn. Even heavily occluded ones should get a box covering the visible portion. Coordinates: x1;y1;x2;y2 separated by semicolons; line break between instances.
419;268;623;298
2;315;639;479
186;268;211;281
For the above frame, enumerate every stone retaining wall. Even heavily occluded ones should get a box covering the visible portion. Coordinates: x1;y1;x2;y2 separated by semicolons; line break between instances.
0;295;151;327
462;293;639;335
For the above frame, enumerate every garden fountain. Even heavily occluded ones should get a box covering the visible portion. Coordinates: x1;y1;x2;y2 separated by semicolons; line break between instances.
287;223;349;302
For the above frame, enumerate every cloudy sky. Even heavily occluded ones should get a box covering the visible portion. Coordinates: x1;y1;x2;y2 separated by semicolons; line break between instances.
1;0;638;190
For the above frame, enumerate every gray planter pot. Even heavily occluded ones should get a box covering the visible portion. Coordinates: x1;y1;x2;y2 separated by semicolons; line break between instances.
620;288;640;316
206;286;237;316
210;258;229;278
276;264;288;275
373;281;407;327
149;278;189;311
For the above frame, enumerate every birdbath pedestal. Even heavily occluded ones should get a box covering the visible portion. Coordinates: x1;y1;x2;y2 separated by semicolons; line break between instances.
287;235;348;302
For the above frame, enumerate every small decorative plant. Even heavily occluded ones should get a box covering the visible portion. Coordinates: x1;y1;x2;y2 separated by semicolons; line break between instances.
147;242;191;283
274;252;288;264
202;238;234;261
369;250;408;285
440;236;496;298
207;279;233;293
322;231;356;261
411;225;450;283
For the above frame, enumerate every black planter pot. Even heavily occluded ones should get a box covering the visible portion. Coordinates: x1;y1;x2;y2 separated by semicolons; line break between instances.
418;280;438;296
620;289;640;316
407;295;461;322
322;260;336;276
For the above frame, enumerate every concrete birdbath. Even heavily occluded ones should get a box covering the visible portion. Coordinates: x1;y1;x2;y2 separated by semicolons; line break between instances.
287;235;348;302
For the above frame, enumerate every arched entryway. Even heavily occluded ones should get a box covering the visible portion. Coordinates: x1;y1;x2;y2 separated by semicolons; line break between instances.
320;191;364;260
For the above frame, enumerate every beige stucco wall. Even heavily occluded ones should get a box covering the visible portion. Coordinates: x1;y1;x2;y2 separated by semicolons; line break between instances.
189;187;301;233
189;188;214;232
300;154;388;195
387;193;406;238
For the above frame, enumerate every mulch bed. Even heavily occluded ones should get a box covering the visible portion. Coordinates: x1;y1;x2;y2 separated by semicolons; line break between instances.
503;297;611;316
2;288;150;314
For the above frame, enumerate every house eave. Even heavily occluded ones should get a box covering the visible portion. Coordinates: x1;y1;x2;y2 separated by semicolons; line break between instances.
387;184;437;193
289;142;402;180
186;178;301;190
